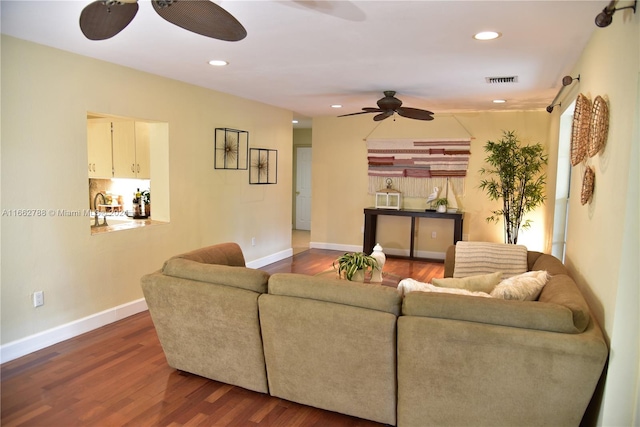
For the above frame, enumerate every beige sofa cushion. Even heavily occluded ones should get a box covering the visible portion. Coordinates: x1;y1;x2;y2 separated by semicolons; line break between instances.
268;273;402;316
172;242;246;266
162;258;269;293
403;271;590;334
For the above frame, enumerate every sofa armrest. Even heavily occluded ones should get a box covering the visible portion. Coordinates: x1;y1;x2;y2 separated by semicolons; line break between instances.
162;257;269;293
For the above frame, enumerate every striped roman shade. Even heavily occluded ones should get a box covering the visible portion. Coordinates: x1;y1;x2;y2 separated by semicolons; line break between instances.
453;241;528;279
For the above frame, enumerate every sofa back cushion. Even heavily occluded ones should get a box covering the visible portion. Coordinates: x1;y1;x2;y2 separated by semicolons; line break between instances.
162;258;269;293
172;242;246;266
403;271;591;334
268;273;402;316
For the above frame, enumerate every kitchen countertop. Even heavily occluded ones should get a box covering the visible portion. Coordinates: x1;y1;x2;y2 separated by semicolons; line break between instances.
90;218;163;235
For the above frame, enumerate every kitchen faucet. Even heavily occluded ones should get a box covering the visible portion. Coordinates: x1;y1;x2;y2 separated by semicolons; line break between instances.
93;192;108;227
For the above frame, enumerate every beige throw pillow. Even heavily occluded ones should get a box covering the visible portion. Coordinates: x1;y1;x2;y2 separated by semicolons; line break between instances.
490;270;550;301
432;271;503;294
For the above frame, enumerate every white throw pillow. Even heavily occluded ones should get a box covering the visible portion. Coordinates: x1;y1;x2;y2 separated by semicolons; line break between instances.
398;278;492;298
490;270;549;301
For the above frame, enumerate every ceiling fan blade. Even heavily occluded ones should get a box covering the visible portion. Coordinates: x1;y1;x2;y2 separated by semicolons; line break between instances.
374;111;393;121
396;106;434;121
152;0;247;41
338;107;382;117
79;1;139;40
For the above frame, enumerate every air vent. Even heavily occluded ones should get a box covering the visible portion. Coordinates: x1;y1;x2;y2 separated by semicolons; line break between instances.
485;76;518;84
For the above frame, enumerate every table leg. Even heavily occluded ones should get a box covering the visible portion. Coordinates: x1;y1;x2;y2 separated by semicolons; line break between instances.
363;213;377;253
410;216;416;258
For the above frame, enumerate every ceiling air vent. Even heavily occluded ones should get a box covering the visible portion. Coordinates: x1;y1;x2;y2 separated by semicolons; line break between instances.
485;76;518;84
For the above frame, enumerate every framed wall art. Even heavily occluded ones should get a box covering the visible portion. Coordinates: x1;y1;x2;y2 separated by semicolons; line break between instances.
215;128;248;170
249;148;277;185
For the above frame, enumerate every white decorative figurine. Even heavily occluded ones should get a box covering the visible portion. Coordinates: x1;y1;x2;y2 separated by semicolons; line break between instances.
426;186;439;208
370;243;386;283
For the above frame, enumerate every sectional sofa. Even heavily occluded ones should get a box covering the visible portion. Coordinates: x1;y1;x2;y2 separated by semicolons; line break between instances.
141;242;608;426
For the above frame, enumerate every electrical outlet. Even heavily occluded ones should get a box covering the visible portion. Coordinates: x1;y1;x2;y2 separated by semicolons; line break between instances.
33;291;44;308
251;237;256;246
431;231;437;239
463;234;469;241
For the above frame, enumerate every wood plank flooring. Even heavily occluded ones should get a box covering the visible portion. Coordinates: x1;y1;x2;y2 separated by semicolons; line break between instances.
1;249;443;427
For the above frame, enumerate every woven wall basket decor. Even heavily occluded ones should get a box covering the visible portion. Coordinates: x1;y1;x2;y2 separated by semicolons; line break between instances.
581;166;595;205
587;95;609;157
571;93;591;166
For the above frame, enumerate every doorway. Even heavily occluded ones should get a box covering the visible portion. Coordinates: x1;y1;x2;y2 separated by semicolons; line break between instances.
293;146;311;254
295;146;312;230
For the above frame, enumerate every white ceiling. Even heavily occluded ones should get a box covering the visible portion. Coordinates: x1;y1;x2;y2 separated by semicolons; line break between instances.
1;1;607;128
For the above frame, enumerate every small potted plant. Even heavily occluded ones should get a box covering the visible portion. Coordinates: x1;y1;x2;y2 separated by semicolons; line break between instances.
333;252;379;281
434;198;448;213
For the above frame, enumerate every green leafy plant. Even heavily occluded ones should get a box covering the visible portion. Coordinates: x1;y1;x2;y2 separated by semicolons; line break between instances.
479;130;548;244
333;252;379;281
434;198;448;207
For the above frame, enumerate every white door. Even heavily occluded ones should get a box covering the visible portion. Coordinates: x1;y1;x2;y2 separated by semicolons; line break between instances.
295;147;312;230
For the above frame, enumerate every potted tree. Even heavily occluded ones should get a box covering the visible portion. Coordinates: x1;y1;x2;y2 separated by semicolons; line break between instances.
333;252;379;281
479;130;548;244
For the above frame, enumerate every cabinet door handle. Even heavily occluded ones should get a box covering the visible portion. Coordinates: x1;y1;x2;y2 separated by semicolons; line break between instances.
131;164;135;173
137;164;140;173
89;163;92;172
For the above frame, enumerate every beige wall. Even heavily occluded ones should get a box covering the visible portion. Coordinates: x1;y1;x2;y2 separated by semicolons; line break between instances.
556;12;639;426
311;111;553;254
1;36;293;345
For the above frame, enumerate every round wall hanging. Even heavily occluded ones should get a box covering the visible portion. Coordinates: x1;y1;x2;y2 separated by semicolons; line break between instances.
587;95;609;157
571;93;591;166
581;166;595;205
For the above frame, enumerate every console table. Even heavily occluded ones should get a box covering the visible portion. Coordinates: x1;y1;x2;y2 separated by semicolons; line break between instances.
363;208;464;261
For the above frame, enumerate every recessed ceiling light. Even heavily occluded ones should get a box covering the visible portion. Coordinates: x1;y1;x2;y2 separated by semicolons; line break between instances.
474;31;501;41
493;99;506;103
292;120;299;124
331;104;342;108
208;59;228;66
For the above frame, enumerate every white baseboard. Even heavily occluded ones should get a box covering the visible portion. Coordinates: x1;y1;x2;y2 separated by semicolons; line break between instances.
310;242;445;260
0;298;148;364
310;242;362;252
246;248;294;269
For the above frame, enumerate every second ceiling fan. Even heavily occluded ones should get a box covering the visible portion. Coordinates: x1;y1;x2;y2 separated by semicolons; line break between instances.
339;91;434;121
79;0;247;42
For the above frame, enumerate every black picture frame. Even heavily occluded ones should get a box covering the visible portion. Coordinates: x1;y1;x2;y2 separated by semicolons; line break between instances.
215;128;248;170
249;148;278;184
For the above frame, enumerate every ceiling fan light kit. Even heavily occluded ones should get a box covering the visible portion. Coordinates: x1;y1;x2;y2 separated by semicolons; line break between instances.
80;0;247;42
338;91;434;122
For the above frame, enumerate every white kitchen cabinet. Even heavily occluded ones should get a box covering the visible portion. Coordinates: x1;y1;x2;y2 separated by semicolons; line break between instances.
111;121;150;179
111;121;137;179
134;122;150;179
87;121;113;178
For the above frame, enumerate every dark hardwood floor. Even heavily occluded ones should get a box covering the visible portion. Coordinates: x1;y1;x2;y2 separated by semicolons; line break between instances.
1;249;443;427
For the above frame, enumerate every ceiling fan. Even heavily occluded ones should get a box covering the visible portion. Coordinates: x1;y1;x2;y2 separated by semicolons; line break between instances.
79;0;247;42
338;91;434;121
